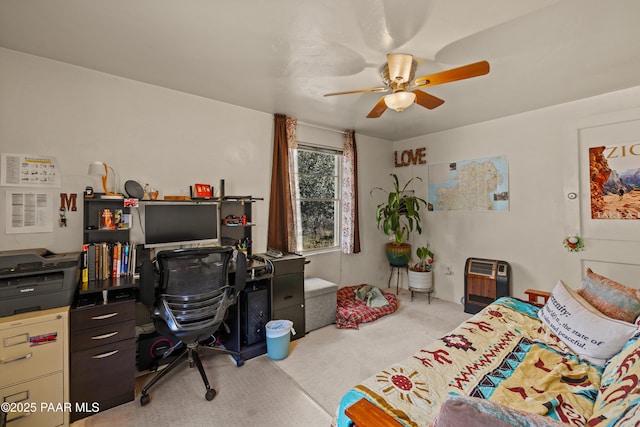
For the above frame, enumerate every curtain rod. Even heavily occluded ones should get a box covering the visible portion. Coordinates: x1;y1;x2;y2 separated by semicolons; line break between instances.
296;120;349;135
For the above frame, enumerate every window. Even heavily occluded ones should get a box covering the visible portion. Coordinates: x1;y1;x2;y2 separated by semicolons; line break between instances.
292;145;342;252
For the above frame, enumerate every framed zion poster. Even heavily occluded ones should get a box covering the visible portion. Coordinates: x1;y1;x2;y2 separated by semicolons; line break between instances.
589;144;640;220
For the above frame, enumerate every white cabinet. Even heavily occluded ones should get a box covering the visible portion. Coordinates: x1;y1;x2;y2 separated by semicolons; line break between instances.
0;307;69;427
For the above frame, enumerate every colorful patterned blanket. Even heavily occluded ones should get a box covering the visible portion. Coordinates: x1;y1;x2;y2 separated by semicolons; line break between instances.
335;297;604;426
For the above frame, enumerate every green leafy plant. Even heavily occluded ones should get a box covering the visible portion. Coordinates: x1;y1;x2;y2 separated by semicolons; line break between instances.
371;174;427;244
413;246;434;272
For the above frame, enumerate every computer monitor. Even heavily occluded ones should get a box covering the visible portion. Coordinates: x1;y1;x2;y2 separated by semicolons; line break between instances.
143;202;218;248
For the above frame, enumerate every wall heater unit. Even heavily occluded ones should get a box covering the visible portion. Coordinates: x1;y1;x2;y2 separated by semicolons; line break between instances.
464;258;511;314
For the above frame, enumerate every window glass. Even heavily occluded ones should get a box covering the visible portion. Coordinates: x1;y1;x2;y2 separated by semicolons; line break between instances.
293;147;342;251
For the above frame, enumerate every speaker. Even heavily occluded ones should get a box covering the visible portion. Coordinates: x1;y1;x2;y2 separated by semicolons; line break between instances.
138;331;180;371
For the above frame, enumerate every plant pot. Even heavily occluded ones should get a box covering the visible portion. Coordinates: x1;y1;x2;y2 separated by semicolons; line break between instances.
408;269;433;291
385;242;411;266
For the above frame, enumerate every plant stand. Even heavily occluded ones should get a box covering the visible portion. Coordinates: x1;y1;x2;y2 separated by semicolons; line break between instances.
388;264;408;295
408;270;433;303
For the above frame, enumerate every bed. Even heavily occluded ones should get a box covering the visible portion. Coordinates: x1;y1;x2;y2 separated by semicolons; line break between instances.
335;268;640;426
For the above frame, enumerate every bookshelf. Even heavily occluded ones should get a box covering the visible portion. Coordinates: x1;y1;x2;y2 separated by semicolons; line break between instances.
219;197;261;259
81;194;136;294
73;194;136;420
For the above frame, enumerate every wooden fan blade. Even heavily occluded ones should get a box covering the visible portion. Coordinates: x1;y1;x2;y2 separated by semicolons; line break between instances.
413;60;490;87
366;97;388;118
412;90;445;110
324;87;388;97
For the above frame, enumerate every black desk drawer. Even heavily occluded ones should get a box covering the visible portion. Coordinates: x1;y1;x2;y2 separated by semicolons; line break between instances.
272;304;305;341
271;256;305;276
70;337;135;421
272;273;304;310
71;299;135;331
70;319;135;352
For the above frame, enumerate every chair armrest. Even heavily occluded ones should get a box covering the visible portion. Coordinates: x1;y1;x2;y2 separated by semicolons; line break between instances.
524;289;551;305
344;398;404;427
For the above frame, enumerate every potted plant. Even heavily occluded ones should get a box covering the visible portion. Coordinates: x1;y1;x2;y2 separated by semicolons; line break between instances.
372;174;427;266
408;246;434;291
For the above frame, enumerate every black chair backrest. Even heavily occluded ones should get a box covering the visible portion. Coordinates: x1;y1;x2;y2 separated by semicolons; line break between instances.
153;247;236;336
157;247;232;297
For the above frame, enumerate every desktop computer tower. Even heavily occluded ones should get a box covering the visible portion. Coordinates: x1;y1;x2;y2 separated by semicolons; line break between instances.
241;285;269;346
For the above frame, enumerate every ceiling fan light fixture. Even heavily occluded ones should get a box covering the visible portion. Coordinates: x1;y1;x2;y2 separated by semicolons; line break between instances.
384;91;416;112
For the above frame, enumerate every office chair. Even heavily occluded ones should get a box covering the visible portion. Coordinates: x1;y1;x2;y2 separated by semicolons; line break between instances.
139;246;247;406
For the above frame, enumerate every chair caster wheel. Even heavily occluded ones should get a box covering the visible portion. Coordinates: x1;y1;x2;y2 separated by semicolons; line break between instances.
205;389;216;401
140;394;151;406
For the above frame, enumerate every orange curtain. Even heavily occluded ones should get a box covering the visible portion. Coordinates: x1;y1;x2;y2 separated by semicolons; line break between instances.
267;114;297;252
342;130;361;253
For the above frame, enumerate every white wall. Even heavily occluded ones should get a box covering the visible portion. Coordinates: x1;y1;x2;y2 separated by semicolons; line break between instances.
0;48;392;290
393;87;640;304
0;48;272;256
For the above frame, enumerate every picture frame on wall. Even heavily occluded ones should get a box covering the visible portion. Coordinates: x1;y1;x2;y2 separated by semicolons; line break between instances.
575;110;640;241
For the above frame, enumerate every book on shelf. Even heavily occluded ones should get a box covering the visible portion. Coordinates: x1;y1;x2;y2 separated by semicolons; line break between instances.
118;212;132;229
99;208;116;230
81;244;89;284
81;241;135;282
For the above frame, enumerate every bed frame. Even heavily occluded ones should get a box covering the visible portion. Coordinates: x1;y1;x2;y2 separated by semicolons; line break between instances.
344;398;401;427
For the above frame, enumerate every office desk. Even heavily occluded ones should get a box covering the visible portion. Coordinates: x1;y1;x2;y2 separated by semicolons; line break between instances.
68;256;275;418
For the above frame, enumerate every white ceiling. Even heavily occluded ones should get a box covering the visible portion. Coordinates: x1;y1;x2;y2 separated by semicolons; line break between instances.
2;0;640;141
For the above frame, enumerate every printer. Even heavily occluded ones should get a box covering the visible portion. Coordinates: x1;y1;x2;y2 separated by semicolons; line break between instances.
0;248;80;317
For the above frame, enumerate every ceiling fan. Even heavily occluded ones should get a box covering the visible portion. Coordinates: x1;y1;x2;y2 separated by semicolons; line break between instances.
324;54;490;118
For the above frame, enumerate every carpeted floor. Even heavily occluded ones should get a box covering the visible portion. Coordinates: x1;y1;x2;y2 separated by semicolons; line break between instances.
272;290;472;415
72;354;331;427
71;290;470;426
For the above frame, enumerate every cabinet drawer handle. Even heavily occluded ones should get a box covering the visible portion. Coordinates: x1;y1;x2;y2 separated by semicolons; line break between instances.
1;352;32;364
283;295;293;300
91;331;118;340
91;312;118;320
92;349;119;359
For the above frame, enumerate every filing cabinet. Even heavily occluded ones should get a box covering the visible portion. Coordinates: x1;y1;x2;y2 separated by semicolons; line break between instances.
69;298;135;422
0;306;69;427
270;254;305;340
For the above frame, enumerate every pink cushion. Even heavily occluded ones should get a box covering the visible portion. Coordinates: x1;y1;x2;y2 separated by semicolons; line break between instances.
433;396;566;427
577;268;640;323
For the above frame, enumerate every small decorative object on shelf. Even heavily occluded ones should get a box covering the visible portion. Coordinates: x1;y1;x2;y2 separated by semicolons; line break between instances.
563;235;584;252
193;183;213;199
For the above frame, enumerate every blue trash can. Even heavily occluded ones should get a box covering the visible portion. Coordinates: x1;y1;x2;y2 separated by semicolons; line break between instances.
266;320;295;360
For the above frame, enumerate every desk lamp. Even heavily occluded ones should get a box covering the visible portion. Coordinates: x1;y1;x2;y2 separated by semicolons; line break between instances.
88;161;123;198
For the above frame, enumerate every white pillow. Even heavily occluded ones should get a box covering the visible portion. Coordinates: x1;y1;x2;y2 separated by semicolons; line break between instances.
538;280;638;367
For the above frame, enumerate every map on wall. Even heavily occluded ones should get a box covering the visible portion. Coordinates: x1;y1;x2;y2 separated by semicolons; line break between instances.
589;143;640;220
427;155;509;211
